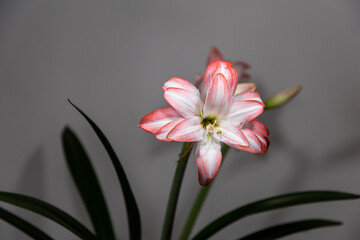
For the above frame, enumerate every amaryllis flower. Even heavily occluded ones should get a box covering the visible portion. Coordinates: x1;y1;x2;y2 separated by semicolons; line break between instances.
139;60;269;185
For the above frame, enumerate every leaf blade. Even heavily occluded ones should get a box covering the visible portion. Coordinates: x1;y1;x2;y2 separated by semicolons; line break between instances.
62;127;115;240
192;191;359;240
0;206;54;240
238;219;341;240
0;192;96;240
68;100;141;240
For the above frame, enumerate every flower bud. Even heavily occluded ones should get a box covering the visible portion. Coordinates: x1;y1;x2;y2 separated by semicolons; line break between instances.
264;85;302;110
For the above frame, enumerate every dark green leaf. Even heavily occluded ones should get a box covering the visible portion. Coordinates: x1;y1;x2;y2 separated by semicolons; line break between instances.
68;100;141;240
62;127;115;240
0;192;95;240
238;219;341;240
193;191;359;240
0;206;53;240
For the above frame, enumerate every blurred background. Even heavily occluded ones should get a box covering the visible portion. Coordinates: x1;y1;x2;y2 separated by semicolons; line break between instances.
0;0;360;239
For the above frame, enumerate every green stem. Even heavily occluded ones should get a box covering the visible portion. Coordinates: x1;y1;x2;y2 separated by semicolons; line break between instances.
179;145;230;240
161;142;194;240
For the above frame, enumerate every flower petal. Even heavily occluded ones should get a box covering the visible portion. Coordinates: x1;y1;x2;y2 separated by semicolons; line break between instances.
228;100;264;124
164;87;201;118
203;73;231;118
228;128;264;154
206;46;225;66
139;107;182;134
167;117;204;142
196;140;222;186
218;121;249;147
202;60;238;99
234;83;257;95
244;120;270;153
162;77;200;96
232;91;263;103
155;118;184;142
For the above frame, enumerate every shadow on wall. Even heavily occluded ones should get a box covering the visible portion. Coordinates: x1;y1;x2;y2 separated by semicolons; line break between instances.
258;106;360;230
10;146;45;239
4;145;92;239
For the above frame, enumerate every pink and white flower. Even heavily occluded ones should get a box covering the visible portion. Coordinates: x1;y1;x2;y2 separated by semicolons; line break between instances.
139;60;269;186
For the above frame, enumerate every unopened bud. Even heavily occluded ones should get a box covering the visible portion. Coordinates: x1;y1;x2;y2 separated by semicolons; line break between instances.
264;85;302;110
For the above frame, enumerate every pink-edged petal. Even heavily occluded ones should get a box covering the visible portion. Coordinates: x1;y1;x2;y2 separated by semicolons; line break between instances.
234;83;257;95
167;117;204;142
218;121;249;147
202;60;238;99
155;118;184;142
196;140;222;186
228;100;264;124
229;67;239;95
232;91;263;103
162;77;200;96
244;120;270;152
164;87;201;118
206;46;225;66
229;128;264;154
139;107;182;134
203;73;231;118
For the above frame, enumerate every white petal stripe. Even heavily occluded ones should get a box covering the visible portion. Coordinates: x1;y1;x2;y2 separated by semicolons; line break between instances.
204;73;231;117
164;87;201;118
139;107;181;134
232;91;263;103
167;117;204;142
155;118;184;142
196;140;222;186
228;129;264;154
218;121;249;147
163;77;200;96
228;100;264;123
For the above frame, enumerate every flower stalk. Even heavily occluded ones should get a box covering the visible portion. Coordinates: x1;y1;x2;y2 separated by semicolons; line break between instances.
161;142;194;240
179;145;230;240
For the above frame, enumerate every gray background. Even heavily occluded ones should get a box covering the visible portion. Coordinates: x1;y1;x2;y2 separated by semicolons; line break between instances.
0;0;360;239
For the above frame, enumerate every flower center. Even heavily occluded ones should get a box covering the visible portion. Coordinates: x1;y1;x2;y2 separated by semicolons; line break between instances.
201;116;217;128
202;116;222;141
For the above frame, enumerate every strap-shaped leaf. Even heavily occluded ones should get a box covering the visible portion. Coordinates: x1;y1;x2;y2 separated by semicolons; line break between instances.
68;100;141;240
62;127;115;240
193;191;359;240
0;192;95;240
0;206;53;240
238;219;341;240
